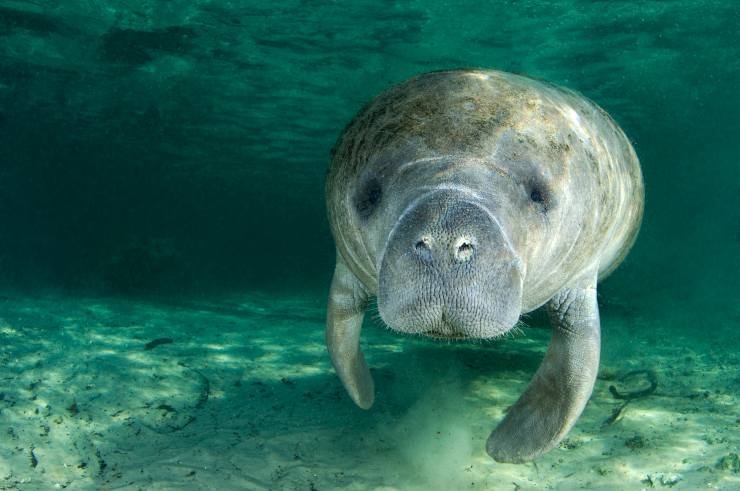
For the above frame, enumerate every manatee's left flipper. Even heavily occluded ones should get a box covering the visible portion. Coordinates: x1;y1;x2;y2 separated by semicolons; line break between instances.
487;276;600;463
326;253;374;409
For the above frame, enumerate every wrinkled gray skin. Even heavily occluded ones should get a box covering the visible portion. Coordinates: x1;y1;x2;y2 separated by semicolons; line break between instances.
325;70;644;463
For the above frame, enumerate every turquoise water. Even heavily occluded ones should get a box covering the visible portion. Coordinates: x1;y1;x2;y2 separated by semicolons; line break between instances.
0;1;738;489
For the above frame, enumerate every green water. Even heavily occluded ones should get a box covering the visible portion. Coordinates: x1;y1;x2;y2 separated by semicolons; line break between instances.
0;1;738;490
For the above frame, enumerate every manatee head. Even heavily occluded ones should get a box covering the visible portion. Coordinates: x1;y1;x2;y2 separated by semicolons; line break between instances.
357;149;561;339
329;71;576;340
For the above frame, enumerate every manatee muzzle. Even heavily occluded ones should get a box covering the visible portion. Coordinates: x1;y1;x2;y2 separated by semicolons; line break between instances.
377;189;523;339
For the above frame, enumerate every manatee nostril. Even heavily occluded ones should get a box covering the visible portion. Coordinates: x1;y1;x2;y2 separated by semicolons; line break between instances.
458;242;473;253
413;236;433;259
454;237;475;262
414;238;430;250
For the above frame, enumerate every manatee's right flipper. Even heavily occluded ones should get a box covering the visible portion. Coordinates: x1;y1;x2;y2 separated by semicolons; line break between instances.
326;253;374;409
486;277;601;463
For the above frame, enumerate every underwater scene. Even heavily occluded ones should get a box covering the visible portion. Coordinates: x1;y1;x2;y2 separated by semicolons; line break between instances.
0;1;738;490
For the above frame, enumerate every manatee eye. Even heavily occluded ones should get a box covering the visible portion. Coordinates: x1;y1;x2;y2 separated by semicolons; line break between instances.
530;188;544;203
355;178;382;219
368;186;381;205
527;182;553;213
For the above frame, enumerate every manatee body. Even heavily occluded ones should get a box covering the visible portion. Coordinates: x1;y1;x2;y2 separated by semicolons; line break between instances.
324;69;643;463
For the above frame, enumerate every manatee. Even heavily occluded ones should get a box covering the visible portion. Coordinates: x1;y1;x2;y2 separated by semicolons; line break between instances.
324;69;644;463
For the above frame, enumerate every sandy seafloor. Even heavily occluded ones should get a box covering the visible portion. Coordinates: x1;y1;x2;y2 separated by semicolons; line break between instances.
0;291;737;491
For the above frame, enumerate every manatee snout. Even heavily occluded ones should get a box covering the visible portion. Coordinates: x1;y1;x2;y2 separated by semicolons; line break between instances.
378;189;523;339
